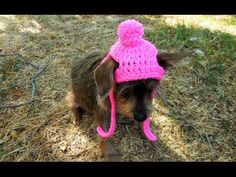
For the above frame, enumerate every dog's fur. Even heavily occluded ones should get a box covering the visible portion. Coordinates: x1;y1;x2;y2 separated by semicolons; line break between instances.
66;50;194;160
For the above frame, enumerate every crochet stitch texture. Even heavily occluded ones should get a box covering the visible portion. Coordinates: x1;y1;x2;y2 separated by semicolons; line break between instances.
103;19;165;83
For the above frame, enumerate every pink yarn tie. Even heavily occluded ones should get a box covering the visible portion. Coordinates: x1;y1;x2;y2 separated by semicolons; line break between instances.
140;90;157;141
97;89;157;141
140;118;157;142
96;89;116;138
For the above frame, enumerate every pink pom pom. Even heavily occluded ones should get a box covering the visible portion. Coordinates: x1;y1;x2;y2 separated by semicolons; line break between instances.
117;19;144;47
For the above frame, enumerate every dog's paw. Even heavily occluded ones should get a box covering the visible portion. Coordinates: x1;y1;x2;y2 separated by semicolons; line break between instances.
101;143;122;161
104;150;122;161
71;115;81;125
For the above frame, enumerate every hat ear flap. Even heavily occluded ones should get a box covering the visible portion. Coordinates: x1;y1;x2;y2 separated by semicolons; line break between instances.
157;50;195;70
94;58;118;99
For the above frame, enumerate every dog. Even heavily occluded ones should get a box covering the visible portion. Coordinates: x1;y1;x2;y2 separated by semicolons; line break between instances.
66;49;194;160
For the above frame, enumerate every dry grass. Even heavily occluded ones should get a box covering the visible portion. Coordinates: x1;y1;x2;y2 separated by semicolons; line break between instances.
0;15;235;161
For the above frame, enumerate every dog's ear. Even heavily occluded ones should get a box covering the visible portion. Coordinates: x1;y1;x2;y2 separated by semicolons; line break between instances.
94;59;118;98
157;50;195;70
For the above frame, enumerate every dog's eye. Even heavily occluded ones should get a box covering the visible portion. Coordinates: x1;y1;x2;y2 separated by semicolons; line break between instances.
122;92;130;98
120;89;131;98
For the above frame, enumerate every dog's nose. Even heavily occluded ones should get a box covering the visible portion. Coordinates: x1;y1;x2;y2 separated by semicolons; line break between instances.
133;112;147;122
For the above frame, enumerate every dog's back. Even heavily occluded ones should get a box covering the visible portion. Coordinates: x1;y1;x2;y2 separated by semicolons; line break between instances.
70;51;106;114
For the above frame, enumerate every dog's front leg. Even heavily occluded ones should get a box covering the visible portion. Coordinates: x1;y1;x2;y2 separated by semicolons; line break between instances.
95;110;121;161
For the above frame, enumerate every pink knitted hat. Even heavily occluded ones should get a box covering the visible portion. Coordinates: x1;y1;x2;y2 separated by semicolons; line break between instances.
97;19;165;141
102;19;165;83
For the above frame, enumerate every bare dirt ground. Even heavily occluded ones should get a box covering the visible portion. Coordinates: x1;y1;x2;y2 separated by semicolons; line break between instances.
0;15;235;161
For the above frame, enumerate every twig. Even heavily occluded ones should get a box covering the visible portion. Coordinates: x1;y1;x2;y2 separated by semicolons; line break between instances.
154;106;170;115
31;64;47;98
0;147;26;160
156;92;206;144
173;116;206;143
17;140;52;161
122;148;133;159
76;144;97;157
0;99;37;109
0;53;39;69
206;133;214;161
157;87;168;106
185;120;206;143
0;53;48;109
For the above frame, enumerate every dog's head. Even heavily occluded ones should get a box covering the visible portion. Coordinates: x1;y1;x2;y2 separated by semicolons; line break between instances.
94;50;193;122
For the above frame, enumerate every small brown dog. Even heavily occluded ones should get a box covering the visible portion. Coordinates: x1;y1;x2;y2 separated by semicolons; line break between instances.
66;50;194;160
